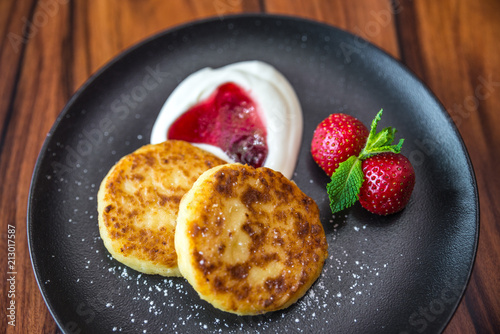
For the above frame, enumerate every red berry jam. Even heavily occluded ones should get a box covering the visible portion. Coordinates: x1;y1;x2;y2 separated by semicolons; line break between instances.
167;82;268;167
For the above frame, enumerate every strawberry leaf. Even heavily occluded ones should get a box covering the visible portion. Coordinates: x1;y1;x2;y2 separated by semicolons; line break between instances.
326;156;364;213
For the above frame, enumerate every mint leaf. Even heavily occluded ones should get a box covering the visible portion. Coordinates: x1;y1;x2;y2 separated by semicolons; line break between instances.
325;108;406;216
359;109;404;159
327;156;364;214
368;109;384;140
367;126;396;148
373;138;404;154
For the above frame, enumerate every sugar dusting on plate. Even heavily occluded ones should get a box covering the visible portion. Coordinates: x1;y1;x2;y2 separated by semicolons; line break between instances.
57;206;389;332
48;163;390;332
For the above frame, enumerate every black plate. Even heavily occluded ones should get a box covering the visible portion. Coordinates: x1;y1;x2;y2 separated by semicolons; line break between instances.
28;14;478;334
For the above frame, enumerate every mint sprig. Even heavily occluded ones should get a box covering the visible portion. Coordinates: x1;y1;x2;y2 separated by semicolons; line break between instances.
327;156;364;213
326;109;404;214
358;109;404;159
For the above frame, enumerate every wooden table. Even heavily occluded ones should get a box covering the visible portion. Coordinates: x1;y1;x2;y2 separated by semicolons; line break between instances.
1;0;498;333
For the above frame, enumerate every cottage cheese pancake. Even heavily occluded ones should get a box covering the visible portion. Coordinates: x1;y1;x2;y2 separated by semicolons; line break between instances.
175;164;328;314
97;140;226;276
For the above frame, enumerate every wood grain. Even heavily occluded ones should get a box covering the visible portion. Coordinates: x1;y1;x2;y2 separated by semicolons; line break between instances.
70;0;262;93
1;1;262;333
1;0;498;333
265;0;400;58
396;1;500;333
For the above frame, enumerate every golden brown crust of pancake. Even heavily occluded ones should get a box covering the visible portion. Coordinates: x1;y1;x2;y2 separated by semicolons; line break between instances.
175;163;328;314
97;140;226;276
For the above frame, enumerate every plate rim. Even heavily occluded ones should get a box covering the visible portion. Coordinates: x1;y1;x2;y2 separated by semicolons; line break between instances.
27;13;480;333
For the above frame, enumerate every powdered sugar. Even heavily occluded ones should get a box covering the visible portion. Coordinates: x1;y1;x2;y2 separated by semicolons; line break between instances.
43;105;394;333
64;212;388;333
43;159;393;334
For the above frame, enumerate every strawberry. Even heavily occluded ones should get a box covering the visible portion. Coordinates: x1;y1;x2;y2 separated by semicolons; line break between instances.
358;152;415;215
311;113;369;176
325;109;415;215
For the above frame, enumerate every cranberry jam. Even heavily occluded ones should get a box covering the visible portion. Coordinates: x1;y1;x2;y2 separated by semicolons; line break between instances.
167;82;268;167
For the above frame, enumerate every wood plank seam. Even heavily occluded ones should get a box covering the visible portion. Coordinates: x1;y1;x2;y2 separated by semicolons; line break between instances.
0;0;38;159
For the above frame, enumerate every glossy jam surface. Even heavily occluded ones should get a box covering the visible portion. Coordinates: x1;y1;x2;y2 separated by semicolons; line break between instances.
167;82;268;167
150;61;303;179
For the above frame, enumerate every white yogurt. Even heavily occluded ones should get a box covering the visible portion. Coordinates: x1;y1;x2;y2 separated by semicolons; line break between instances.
150;61;303;179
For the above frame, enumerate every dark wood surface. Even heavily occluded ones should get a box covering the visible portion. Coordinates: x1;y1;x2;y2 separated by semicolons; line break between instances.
1;0;498;333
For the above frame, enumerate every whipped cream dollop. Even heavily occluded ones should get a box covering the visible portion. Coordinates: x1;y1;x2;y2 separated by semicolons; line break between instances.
150;61;303;179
